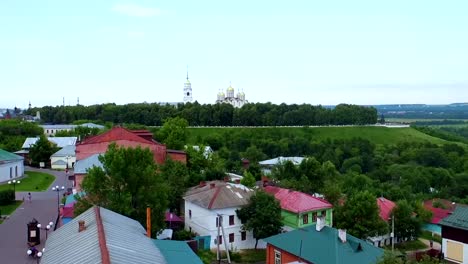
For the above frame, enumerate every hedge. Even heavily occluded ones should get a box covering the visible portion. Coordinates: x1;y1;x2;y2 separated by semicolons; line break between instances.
0;189;15;205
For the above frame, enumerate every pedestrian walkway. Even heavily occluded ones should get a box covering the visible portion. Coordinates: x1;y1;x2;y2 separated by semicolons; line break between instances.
0;167;68;263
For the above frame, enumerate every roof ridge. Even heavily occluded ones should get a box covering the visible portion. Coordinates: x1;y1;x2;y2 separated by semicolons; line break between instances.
208;186;222;209
94;207;111;264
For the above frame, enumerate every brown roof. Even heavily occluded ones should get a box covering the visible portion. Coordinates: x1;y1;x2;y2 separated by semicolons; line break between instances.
184;181;253;209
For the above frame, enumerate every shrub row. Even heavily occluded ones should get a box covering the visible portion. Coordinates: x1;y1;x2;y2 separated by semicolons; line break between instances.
0;189;15;205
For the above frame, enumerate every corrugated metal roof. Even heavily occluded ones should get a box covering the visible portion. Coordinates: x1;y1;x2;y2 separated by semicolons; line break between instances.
153;240;203;264
41;207;169;264
0;149;24;162
259;156;305;166
51;145;76;157
263;225;383;264
184;181;253;209
22;137;77;149
51;160;67;165
40;123;104;129
264;186;332;213
74;154;103;174
439;205;468;231
376;197;396;221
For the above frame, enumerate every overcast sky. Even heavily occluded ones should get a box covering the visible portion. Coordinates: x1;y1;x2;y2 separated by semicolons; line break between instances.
1;0;467;108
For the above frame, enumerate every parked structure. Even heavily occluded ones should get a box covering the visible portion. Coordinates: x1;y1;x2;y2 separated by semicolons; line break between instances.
0;149;24;182
183;180;262;250
263;223;383;264
50;145;76;170
41;206;202;264
264;186;333;230
440;205;468;264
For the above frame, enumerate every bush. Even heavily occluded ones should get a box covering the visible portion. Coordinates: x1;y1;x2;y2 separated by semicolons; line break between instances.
0;189;15;205
172;229;196;241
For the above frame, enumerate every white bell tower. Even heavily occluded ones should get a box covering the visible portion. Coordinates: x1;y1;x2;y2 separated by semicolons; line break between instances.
183;66;193;103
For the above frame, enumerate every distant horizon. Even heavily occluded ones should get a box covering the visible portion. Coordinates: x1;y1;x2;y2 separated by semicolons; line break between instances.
1;1;467;108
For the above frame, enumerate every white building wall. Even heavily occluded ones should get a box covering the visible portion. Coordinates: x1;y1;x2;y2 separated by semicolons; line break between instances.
0;160;24;182
50;156;76;169
184;201;266;251
442;238;468;264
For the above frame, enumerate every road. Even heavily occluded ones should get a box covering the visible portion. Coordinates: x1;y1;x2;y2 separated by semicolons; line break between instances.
0;167;68;264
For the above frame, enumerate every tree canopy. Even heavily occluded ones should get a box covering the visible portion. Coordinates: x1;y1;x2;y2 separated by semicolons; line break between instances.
28;135;59;166
156;117;188;150
236;190;283;249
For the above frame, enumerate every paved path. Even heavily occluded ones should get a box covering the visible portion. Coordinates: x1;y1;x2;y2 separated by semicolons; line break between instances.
0;167;69;263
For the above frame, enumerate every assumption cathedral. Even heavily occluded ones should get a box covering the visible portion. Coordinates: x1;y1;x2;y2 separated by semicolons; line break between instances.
182;70;248;108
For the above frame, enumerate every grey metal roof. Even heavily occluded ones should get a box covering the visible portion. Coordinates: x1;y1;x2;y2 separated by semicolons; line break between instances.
259;156;305;166
41;207;168;264
184;181;253;209
51;145;76;157
40;123;105;130
74;154;103;174
51;160;67;165
22;137;78;149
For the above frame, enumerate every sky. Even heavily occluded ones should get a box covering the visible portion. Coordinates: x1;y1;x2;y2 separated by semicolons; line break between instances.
1;0;467;108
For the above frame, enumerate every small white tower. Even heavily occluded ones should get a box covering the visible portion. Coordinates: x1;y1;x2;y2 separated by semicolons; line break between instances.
183;67;193;103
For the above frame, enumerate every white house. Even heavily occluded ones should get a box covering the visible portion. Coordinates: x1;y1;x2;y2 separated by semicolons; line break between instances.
0;149;24;182
50;145;76;170
183;181;266;251
258;156;305;175
40;123;104;136
440;205;468;264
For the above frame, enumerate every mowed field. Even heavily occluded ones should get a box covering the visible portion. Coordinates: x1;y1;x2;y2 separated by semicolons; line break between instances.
186;126;452;146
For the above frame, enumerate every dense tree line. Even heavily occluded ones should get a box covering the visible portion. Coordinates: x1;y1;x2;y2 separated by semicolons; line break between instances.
0;120;43;151
26;102;377;126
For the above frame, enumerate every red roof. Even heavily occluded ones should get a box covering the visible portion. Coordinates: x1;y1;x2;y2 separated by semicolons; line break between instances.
165;212;183;222
423;199;456;224
264;186;332;213
80;127;157;145
377;197;396;221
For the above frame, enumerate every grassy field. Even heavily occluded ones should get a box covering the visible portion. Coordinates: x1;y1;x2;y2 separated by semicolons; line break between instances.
0;171;55;192
0;201;23;224
187;126;451;146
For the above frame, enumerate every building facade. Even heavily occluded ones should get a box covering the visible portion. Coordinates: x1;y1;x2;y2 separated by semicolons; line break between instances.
184;72;193;103
184;181;264;251
440;206;468;264
0;149;24;182
216;84;247;108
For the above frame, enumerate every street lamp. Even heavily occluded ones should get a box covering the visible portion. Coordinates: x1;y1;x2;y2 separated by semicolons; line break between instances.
8;179;20;192
27;247;44;264
52;185;65;215
37;221;54;239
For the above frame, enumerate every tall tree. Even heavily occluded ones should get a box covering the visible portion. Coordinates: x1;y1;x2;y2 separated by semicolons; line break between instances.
156;117;189;150
335;191;387;239
236;191;283;249
393;200;421;241
28;135;59;167
77;143;169;233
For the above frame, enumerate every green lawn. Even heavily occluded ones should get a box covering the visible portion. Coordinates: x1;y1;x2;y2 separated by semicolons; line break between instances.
0;171;55;192
187;126;450;146
0;201;23;216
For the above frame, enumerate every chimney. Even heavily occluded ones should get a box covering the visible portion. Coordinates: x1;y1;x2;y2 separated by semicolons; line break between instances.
199;181;206;187
338;229;347;243
235;179;240;184
210;183;216;189
78;220;86;232
316;216;325;232
146;207;151;238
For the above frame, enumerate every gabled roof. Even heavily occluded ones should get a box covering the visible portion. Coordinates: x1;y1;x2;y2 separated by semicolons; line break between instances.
259;156;305;166
423;199;457;224
184;181;253;209
439;205;468;231
41;206;168;264
51;145;76;157
0;149;24;162
377;197;396;221
74;154;103;174
153;240;203;264
79;127;157;145
264;186;332;214
263;225;383;264
22;137;77;149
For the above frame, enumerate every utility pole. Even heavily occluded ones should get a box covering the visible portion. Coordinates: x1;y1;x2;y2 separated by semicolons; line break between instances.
217;215;220;263
391;214;395;252
220;215;231;264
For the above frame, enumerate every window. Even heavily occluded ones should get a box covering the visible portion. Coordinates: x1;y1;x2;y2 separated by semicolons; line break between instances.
217;235;222;244
241;231;246;241
446;240;463;262
229;215;235;225
322;210;326;218
216;217;219;227
302;214;309;224
313;212;318;222
10;167;13;178
189;210;192;219
15;166;18;177
229;233;234;243
274;250;281;264
46;129;49;134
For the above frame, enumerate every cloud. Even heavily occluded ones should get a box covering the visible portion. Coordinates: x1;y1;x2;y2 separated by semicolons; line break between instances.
112;3;160;17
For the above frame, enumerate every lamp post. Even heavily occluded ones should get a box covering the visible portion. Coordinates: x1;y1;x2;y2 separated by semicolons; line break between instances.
37;221;54;240
8;179;20;192
52;185;65;215
27;247;44;264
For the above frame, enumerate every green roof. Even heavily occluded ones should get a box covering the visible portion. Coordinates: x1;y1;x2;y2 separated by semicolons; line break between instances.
0;149;24;162
152;240;203;264
439;205;468;231
263;225;383;264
